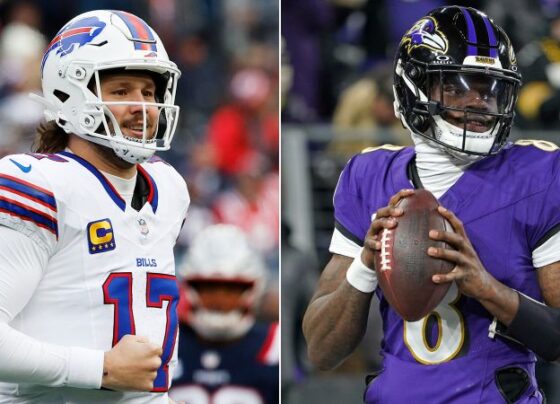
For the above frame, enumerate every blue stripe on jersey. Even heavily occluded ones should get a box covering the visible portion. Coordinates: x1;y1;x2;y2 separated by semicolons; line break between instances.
0;174;57;211
0;199;58;235
58;152;126;211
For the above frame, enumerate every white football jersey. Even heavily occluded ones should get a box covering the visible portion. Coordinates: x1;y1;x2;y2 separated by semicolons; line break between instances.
0;151;190;403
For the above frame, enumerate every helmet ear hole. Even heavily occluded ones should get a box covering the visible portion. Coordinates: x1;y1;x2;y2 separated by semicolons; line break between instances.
410;113;430;133
53;90;70;103
405;63;424;83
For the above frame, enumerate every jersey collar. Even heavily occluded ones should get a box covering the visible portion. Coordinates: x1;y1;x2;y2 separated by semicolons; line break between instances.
58;151;158;213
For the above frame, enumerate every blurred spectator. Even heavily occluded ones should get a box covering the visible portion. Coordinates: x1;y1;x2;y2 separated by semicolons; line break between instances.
485;0;555;50
174;29;227;131
517;8;560;129
1;0;43;30
282;0;334;122
330;63;410;155
0;21;46;155
206;67;278;177
212;153;279;264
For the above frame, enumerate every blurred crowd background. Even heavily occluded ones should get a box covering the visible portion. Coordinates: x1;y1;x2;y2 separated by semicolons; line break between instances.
282;0;560;403
0;0;279;323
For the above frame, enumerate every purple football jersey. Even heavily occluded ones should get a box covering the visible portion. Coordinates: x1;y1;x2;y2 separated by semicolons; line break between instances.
333;143;560;403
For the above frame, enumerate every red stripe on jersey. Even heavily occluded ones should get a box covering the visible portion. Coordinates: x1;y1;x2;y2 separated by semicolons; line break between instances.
0;209;57;235
0;185;56;212
257;323;279;364
0;174;55;198
0;196;57;223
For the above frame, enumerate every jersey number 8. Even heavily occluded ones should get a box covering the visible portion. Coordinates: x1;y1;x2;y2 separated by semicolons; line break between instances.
403;283;465;364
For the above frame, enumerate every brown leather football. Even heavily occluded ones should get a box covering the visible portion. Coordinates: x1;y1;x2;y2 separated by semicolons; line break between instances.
374;189;455;322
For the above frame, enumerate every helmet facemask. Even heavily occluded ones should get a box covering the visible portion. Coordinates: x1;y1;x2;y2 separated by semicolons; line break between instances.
179;224;267;342
75;66;179;164
395;59;520;156
185;279;260;341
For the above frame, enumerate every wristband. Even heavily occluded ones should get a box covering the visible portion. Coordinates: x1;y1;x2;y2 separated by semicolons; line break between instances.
346;248;378;293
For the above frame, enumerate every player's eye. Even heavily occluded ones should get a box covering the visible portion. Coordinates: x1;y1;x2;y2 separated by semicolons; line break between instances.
443;85;464;96
111;89;127;96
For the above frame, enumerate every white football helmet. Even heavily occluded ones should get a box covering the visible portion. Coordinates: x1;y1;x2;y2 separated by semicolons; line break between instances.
34;10;181;163
180;224;266;341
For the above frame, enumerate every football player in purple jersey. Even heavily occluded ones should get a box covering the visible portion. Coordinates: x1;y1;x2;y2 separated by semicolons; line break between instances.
304;6;560;403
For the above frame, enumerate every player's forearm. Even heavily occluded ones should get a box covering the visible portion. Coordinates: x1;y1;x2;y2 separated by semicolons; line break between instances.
475;275;519;326
0;323;104;388
303;282;372;370
0;227;105;388
507;293;560;361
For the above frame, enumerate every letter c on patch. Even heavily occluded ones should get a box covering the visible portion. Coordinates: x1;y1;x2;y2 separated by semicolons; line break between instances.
89;220;113;244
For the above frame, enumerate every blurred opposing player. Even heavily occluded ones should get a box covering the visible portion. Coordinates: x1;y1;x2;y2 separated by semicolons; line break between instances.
303;6;560;403
0;10;188;403
170;224;279;404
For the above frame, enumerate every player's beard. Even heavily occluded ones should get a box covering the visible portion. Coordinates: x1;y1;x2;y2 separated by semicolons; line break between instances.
91;141;136;170
94;117;156;168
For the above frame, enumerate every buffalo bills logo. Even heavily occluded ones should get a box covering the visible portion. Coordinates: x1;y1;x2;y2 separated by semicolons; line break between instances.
41;16;106;73
401;17;448;54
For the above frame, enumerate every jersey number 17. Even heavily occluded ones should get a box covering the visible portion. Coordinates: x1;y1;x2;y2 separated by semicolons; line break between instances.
103;272;179;392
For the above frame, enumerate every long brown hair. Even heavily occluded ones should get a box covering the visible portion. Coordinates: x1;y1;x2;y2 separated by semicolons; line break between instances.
33;121;70;153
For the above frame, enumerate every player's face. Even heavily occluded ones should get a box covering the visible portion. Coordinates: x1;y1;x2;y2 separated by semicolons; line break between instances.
430;73;501;133
100;73;159;140
192;281;251;312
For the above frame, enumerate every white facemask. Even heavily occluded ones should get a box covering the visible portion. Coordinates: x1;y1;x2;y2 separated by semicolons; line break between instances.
432;115;499;157
189;308;254;341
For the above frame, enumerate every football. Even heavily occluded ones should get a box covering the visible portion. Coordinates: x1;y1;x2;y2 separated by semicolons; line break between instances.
374;189;455;322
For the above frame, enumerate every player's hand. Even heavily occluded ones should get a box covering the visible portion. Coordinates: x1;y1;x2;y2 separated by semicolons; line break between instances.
362;189;415;268
429;206;496;300
102;334;162;392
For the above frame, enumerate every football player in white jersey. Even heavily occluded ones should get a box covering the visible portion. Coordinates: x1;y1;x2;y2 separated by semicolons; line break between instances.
0;10;189;403
170;225;279;404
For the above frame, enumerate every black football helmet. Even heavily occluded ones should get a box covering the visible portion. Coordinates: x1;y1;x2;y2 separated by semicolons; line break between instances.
393;6;522;156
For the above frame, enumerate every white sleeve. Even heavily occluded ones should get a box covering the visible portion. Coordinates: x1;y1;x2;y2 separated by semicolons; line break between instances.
329;227;362;258
0;226;104;389
533;230;560;268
